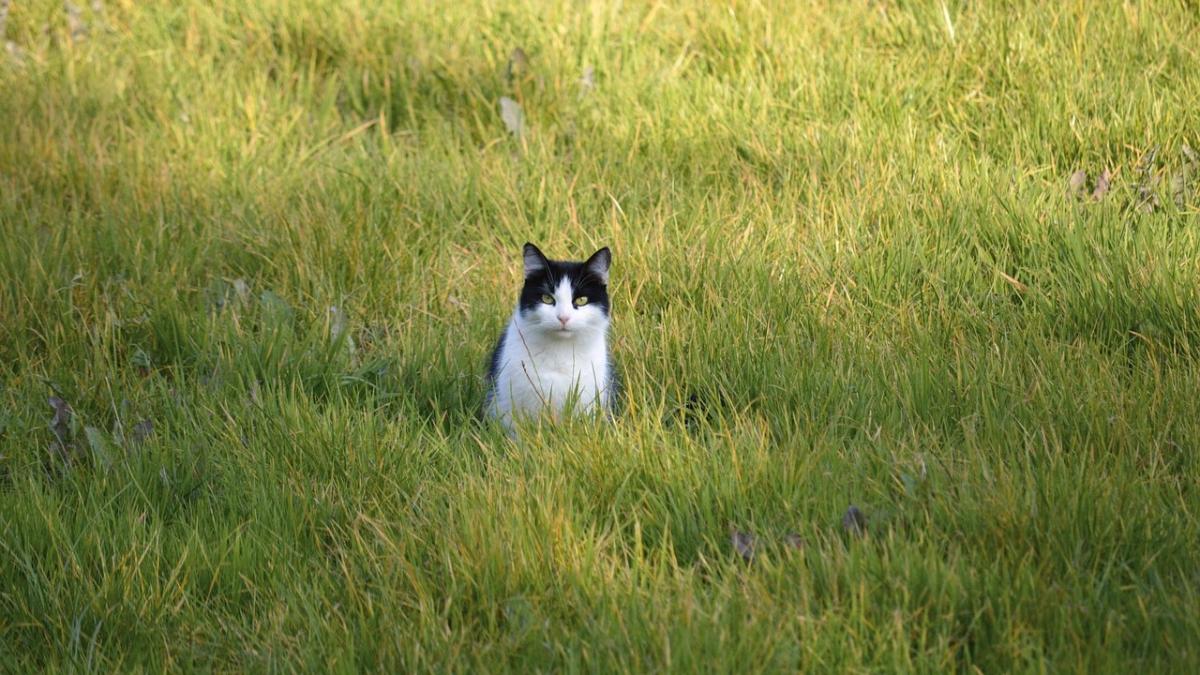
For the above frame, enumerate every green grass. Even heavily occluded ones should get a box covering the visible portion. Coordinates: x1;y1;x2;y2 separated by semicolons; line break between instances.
2;0;1199;670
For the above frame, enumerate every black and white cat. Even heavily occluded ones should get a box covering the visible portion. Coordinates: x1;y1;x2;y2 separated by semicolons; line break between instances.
485;243;619;430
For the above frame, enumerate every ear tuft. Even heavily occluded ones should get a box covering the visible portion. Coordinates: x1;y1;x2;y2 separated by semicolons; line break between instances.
583;247;611;284
523;242;548;277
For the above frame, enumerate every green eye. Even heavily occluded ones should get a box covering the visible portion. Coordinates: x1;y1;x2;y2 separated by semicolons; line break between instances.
574;296;589;307
540;294;555;305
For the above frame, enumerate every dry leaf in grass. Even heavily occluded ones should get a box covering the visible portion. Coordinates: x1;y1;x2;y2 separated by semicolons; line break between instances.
580;66;595;95
329;305;355;356
48;396;72;449
1174;144;1198;208
1183;143;1199;166
1137;191;1160;213
1134;147;1160;213
131;419;154;445
1091;170;1112;201
731;530;756;562
84;426;112;469
507;47;529;82
65;1;86;41
1135;146;1159;177
47;395;75;466
842;505;867;538
1067;170;1087;198
258;289;293;323
1170;174;1186;208
499;97;524;139
131;348;152;377
3;41;24;65
998;270;1028;294
89;0;108;32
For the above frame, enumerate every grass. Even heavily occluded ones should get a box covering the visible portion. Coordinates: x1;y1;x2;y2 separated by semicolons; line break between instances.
1;0;1199;670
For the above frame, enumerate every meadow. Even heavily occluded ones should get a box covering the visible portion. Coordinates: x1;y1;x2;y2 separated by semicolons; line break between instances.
2;0;1200;671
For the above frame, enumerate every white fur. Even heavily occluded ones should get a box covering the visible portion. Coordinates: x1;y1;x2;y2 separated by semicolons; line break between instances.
487;277;613;430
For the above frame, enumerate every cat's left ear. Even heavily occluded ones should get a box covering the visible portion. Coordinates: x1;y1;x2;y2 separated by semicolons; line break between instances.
583;247;611;284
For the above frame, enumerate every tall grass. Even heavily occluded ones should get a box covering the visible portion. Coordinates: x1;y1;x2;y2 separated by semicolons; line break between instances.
2;0;1199;670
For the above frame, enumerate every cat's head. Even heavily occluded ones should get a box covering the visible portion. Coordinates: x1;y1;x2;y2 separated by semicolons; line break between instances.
515;242;611;339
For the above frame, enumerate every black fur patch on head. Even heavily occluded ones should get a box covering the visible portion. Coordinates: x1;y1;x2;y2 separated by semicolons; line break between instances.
518;243;611;315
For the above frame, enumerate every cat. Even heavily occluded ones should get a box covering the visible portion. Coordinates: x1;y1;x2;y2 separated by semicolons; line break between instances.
484;242;619;430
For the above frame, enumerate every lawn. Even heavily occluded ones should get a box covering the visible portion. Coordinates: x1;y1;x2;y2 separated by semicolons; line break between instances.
2;0;1199;671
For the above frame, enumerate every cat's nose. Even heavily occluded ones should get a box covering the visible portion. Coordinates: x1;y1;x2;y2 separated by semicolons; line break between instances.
557;314;571;327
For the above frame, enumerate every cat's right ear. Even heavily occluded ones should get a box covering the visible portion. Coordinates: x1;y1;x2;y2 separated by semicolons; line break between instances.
522;242;548;277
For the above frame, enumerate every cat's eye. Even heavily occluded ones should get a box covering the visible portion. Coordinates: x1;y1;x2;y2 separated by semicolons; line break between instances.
540;294;555;305
574;296;589;307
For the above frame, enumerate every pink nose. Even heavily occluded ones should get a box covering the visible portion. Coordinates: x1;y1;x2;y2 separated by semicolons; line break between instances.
557;315;570;327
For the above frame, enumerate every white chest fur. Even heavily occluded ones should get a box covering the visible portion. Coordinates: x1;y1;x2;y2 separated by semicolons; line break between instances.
487;317;612;429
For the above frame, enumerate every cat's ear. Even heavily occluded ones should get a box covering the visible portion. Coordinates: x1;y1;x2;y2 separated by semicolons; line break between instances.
523;242;548;277
583;247;611;284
